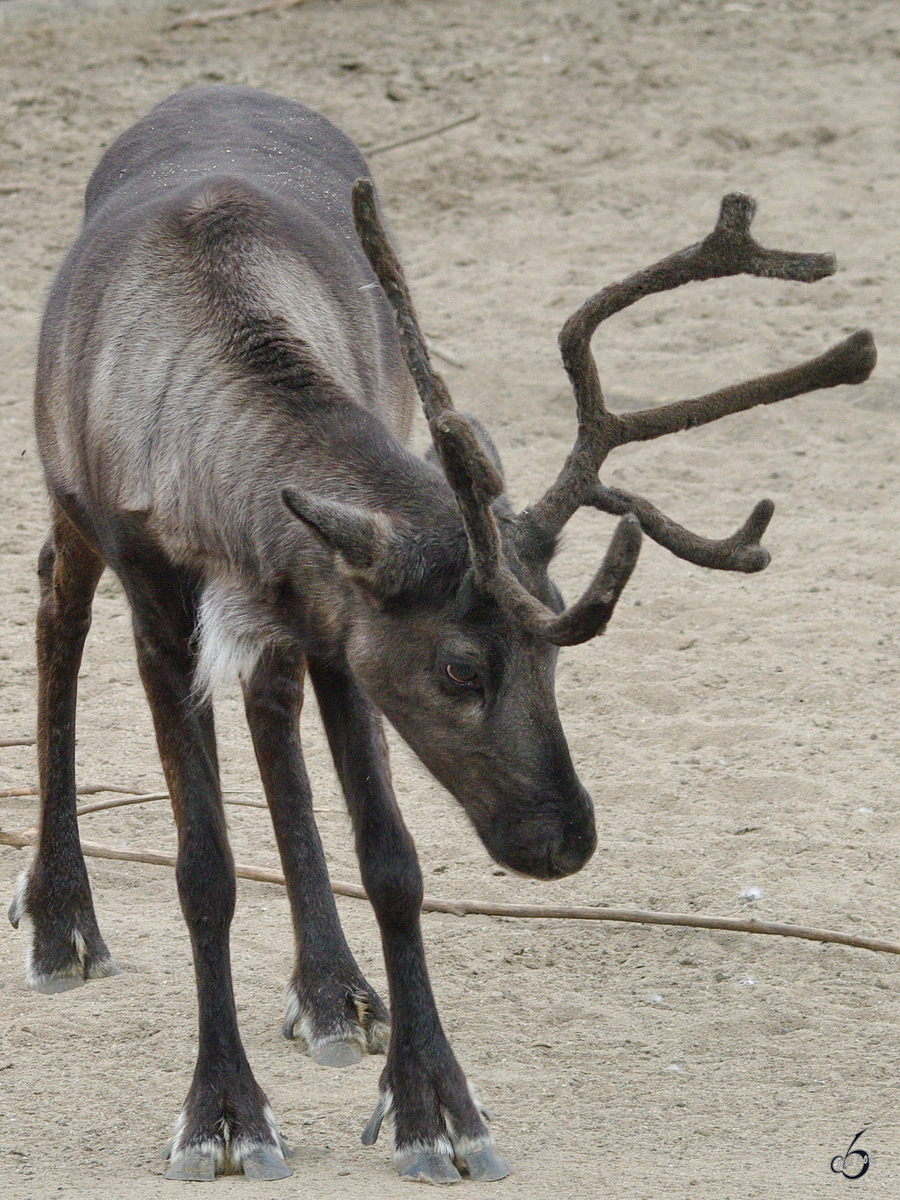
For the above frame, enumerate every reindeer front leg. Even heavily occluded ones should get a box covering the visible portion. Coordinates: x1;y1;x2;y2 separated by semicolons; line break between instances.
309;660;510;1184
127;573;290;1182
242;647;388;1064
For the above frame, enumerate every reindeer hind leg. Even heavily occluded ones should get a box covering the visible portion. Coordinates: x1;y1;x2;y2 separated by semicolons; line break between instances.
242;648;389;1065
9;507;120;992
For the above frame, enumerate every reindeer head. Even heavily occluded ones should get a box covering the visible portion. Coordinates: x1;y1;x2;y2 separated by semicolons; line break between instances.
285;184;875;880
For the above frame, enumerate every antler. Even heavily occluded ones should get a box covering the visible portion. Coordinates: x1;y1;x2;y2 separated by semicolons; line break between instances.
352;178;640;645
524;193;876;567
352;181;876;642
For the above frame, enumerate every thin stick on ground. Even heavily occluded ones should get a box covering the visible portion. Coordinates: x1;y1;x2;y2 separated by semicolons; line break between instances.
426;339;466;369
366;113;480;157
169;0;304;30
0;827;896;957
1;783;137;799
2;789;329;815
73;793;270;816
0;738;36;748
2;793;177;841
75;793;173;816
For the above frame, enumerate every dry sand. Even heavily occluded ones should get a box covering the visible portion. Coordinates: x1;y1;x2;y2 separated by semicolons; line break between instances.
1;1;899;1196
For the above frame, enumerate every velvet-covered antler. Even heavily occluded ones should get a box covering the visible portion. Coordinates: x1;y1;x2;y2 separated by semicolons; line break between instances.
352;178;640;645
352;180;876;643
523;193;876;567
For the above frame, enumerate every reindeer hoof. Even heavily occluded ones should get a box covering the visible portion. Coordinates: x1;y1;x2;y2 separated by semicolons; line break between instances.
33;973;86;994
458;1144;511;1182
10;869;121;991
164;1139;292;1181
396;1148;462;1184
29;953;120;994
309;1037;364;1067
165;1149;217;1181
242;1146;294;1180
361;1093;389;1145
363;1078;507;1182
282;992;389;1064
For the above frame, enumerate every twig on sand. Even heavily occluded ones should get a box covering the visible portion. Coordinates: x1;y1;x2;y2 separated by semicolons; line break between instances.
75;792;174;816
0;738;35;748
1;825;896;957
71;792;339;816
1;783;137;799
73;793;269;816
169;0;305;30
366;112;480;157
1;787;339;817
425;339;465;369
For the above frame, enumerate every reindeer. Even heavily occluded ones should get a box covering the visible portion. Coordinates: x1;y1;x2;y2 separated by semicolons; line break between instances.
8;86;874;1183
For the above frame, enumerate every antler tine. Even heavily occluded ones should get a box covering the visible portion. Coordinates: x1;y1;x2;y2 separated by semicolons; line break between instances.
526;194;876;548
433;413;642;643
352;178;509;587
352;177;642;643
352;178;454;423
590;488;775;573
613;328;875;448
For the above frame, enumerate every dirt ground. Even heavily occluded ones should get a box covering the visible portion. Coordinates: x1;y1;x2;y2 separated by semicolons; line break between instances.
0;0;899;1196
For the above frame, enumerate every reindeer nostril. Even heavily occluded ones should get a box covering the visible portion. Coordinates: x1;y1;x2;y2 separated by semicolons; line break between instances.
547;803;597;878
481;783;596;880
546;838;593;879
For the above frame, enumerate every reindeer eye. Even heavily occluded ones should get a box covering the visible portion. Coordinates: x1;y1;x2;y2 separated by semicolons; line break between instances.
445;661;480;689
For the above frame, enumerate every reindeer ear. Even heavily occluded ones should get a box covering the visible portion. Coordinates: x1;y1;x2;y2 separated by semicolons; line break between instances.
281;487;411;596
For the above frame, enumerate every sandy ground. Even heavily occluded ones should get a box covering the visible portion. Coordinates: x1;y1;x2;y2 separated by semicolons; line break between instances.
0;1;899;1196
